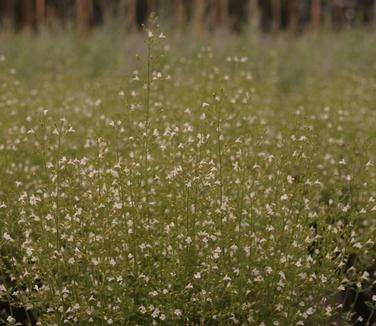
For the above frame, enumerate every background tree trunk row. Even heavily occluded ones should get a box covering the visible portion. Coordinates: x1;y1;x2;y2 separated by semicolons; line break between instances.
1;0;376;34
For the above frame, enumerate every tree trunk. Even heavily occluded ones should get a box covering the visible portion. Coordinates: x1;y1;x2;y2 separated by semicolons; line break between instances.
128;0;137;31
248;0;260;32
331;0;344;31
23;0;34;30
213;0;229;31
272;0;281;33
2;0;15;30
76;0;93;34
36;0;46;31
98;0;111;24
46;3;57;31
193;0;205;35
310;0;321;32
174;0;186;36
220;0;229;29
288;0;299;34
147;0;158;19
117;0;127;24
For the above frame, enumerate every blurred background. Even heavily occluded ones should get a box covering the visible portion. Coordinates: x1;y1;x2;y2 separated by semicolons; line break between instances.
0;0;375;36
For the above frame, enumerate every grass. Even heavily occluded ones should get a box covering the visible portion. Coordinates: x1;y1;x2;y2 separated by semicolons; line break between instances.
0;25;375;325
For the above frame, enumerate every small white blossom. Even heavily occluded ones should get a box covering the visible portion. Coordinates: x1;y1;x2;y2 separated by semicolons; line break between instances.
3;232;13;242
280;194;288;201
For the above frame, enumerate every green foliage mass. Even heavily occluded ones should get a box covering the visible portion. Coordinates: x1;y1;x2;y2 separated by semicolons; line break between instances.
0;27;375;325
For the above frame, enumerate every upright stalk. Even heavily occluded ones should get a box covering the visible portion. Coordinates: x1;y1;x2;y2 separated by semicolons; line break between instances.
215;103;224;235
144;38;152;224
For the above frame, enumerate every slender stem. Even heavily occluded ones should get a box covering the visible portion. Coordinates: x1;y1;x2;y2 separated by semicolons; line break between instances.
186;187;190;234
54;124;62;324
216;105;223;231
55;126;61;252
365;307;375;325
144;40;151;224
145;42;151;129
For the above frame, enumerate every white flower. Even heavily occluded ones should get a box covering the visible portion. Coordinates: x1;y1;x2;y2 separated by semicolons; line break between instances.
353;242;362;249
26;247;33;256
3;232;13;242
306;307;314;315
174;309;182;316
151;308;160;318
223;275;231;282
185;283;193;289
0;284;7;293
139;305;147;314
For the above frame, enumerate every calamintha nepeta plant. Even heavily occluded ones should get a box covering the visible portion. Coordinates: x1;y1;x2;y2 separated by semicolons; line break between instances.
0;24;375;326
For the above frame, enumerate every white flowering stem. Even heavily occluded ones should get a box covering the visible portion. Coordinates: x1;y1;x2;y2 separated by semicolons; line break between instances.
215;99;224;238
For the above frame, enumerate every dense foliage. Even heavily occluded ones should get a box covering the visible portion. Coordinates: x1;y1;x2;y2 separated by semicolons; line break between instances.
0;28;375;325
